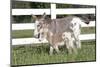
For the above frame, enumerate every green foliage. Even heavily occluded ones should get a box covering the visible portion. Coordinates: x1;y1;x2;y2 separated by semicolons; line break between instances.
12;1;31;8
56;4;72;8
12;1;50;8
30;2;50;8
12;15;32;23
12;1;71;8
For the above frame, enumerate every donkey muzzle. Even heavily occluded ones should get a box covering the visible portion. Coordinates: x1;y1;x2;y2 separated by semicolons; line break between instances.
85;21;90;24
34;33;40;38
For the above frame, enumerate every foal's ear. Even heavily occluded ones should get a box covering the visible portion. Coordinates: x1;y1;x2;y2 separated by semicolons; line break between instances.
42;12;46;19
31;14;37;20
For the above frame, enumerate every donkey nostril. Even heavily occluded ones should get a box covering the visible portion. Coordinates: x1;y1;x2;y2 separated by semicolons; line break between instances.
86;21;89;24
38;33;40;38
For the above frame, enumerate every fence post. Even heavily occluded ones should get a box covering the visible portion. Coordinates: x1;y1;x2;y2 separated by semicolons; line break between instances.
50;3;56;19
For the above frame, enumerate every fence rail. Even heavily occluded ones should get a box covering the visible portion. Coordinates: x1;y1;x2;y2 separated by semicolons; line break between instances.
16;0;96;5
12;34;95;45
12;8;95;15
12;21;95;30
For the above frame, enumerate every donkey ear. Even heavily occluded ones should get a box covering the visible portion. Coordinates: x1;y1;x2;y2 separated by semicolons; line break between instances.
31;14;37;20
42;12;46;18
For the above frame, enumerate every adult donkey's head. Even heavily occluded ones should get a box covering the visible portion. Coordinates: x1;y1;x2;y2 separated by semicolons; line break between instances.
32;13;50;40
77;15;90;24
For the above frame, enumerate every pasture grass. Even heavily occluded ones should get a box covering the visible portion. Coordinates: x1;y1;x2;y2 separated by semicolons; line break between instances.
81;27;95;34
12;41;96;66
12;27;95;38
12;30;34;38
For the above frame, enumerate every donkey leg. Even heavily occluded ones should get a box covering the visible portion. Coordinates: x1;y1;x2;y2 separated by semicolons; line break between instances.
54;45;60;54
73;29;81;49
73;34;81;49
72;47;77;54
49;46;54;55
71;41;77;54
67;45;72;54
78;40;81;49
64;33;73;54
69;36;78;54
76;39;81;49
66;40;72;54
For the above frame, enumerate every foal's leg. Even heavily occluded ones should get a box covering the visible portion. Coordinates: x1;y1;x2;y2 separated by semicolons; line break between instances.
73;32;81;49
71;40;77;54
64;33;73;54
72;25;81;49
76;38;81;49
49;45;60;55
49;46;54;55
65;38;72;54
54;45;60;54
74;33;81;49
67;38;77;54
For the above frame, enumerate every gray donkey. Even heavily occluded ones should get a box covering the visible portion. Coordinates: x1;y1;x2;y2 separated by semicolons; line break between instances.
32;13;89;55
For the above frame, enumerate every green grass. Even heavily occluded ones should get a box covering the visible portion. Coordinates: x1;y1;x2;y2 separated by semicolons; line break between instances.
12;41;96;66
81;27;95;34
12;27;95;38
12;30;34;38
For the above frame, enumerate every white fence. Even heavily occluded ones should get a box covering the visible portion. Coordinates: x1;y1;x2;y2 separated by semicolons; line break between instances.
12;21;95;30
12;8;95;15
12;0;96;45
